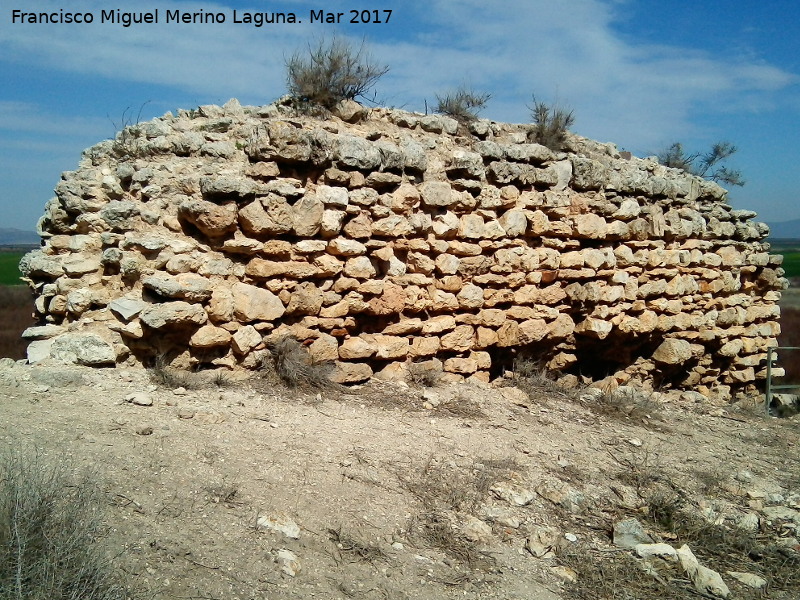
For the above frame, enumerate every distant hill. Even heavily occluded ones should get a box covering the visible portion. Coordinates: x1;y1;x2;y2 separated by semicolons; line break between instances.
0;228;39;246
766;219;800;240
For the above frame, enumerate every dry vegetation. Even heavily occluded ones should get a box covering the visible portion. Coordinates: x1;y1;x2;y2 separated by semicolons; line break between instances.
285;36;389;111
0;449;127;600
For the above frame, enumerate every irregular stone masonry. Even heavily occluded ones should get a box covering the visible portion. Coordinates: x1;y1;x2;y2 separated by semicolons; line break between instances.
19;98;788;401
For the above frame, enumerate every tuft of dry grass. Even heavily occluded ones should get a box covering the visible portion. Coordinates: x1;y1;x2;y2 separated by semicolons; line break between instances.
587;387;664;429
527;96;574;151
327;526;387;564
398;456;520;570
408;362;442;388
148;355;200;390
508;357;576;404
0;449;128;600
435;87;491;124
285;36;389;112
263;335;338;390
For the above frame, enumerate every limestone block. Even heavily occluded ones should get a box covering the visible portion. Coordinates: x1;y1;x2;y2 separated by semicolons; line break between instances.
498;209;527;237
400;139;428;172
429;290;460;311
448;241;483;256
330;361;373;384
206;287;234;323
232;283;285;322
179;199;237;236
652;338;692;364
407;252;435;274
190;325;232;348
528;210;550;236
488;161;556;186
447;149;484;177
504;142;554;164
362;334;409;359
372;215;413;237
422;315;457;334
547;313;575;339
321;210;346;237
338;337;377;359
570;157;607;190
518;319;547;343
476;309;507;327
49;333;117;366
283;240;320;256
420;181;456;207
316;184;349;208
409;336;441;357
309;333;338;362
560;251;583;269
143;273;213;302
286;283;324;315
140;302;208;329
383;318;424;335
497;321;520;347
246;258;319;279
292;194;324;237
327;237;367;256
336;135;381;169
342;212;372;239
483;288;514;306
239;195;292;236
432;211;460;237
343;256;376;279
62;255;101;277
199;258;233;277
574;318;612;339
457;284;485;309
367;283;407;315
572;213;607;238
313;254;344;277
474;140;504;160
444;357;479;374
493;247;539;272
457;255;493;277
65;289;93;315
441;325;475;352
320;300;349;318
614;198;641;219
475;327;499;348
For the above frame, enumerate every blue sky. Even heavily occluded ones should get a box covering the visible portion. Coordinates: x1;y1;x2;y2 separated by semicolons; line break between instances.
1;0;798;231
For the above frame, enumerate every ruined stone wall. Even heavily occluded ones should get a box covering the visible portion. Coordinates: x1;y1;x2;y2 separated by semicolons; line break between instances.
20;98;787;401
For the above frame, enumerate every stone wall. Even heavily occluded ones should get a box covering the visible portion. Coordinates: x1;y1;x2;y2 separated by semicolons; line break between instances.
20;98;787;401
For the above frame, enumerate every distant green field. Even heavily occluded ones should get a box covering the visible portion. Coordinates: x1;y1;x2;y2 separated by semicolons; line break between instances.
0;251;25;286
780;251;800;279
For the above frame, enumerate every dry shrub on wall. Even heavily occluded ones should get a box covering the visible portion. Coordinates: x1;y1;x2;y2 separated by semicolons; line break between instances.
285;36;389;111
527;96;574;151
435;86;491;123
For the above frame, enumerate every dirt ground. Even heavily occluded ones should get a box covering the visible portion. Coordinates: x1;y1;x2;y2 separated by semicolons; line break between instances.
1;358;799;600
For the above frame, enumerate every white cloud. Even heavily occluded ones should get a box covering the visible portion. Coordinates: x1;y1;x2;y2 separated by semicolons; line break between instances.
2;0;794;153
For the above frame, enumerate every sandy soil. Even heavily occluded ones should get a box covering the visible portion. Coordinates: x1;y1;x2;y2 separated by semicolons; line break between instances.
1;359;799;599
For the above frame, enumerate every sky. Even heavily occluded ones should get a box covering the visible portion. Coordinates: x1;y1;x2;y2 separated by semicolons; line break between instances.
1;0;798;232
